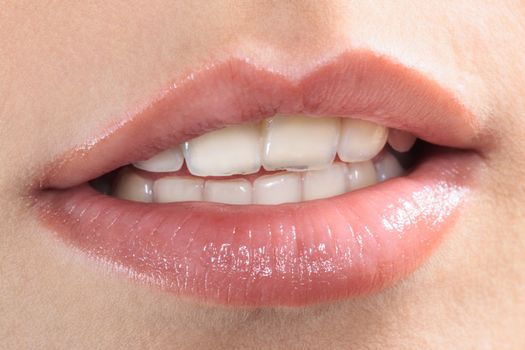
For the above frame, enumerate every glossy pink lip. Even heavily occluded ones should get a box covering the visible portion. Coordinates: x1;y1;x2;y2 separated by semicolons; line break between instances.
36;51;481;306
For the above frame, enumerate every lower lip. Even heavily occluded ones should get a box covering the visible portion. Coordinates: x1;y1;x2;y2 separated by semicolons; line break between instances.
36;151;475;306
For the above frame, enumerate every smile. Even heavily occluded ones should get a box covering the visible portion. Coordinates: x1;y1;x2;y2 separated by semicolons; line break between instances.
35;51;482;306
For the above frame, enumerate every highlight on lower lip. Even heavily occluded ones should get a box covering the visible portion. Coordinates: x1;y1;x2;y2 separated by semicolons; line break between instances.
37;152;473;306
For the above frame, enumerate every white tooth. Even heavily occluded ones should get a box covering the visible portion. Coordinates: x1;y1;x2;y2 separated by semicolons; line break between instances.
374;152;404;182
204;179;252;205
262;115;340;171
347;160;377;191
153;176;204;203
303;163;348;201
113;170;153;203
337;118;388;162
388;129;417;152
183;123;261;176
133;147;184;172
253;172;302;205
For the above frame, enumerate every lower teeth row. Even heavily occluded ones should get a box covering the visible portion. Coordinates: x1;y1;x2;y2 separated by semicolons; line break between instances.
111;151;404;205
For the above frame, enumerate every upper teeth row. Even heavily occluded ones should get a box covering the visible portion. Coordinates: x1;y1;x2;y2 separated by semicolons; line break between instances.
133;115;416;176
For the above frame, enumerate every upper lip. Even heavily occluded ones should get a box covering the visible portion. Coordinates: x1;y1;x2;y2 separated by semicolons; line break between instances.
39;50;482;190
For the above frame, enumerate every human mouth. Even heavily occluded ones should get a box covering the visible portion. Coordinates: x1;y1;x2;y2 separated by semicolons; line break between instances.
35;51;482;306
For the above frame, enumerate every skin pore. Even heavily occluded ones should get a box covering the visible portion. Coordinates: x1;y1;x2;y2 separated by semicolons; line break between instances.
1;1;525;349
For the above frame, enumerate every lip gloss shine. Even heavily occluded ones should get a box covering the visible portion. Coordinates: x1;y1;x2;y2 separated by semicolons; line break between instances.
36;51;480;306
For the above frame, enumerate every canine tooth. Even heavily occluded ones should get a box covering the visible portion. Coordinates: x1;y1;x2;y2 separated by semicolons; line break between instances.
303;163;348;201
347;160;377;190
337;118;388;162
204;179;252;205
113;170;153;203
133;147;184;172
262;115;340;171
388;129;417;152
374;152;404;182
253;172;302;205
183;123;261;176
153;176;204;203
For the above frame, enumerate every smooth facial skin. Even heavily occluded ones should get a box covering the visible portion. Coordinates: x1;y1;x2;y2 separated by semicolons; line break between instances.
1;1;525;349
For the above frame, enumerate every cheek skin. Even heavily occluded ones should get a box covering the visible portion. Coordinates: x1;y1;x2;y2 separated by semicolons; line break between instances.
0;1;525;349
